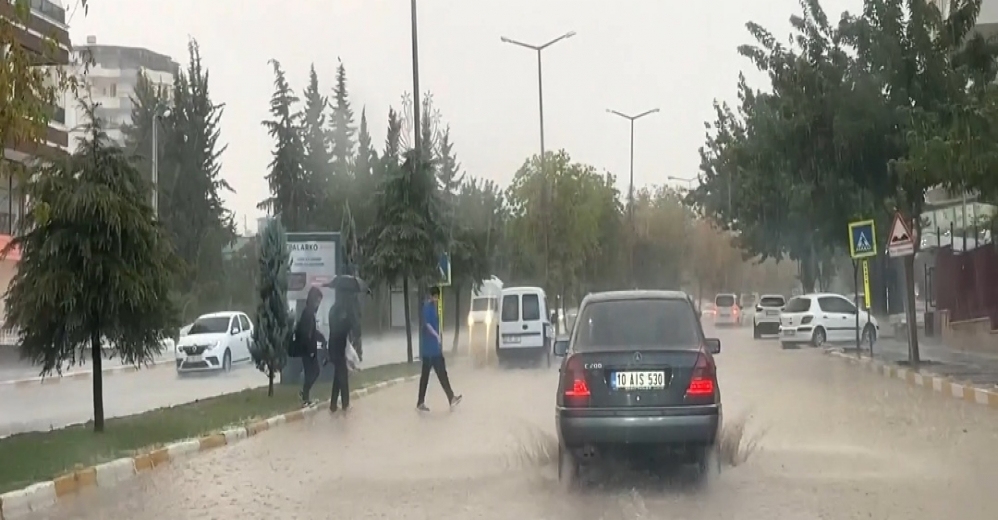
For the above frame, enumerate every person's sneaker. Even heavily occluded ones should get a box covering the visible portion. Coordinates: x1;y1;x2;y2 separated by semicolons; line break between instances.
416;403;430;412
450;395;463;408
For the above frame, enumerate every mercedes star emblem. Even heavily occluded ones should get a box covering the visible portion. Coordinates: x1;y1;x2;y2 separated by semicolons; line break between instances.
634;352;642;362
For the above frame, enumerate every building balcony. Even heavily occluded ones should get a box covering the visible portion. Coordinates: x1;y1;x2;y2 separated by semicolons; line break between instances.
0;0;71;65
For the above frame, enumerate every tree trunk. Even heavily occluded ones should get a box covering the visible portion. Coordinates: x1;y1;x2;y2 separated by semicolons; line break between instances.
452;285;461;353
267;368;275;397
90;329;105;433
402;277;414;363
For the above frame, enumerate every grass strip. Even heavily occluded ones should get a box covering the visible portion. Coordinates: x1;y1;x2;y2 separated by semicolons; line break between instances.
0;361;419;494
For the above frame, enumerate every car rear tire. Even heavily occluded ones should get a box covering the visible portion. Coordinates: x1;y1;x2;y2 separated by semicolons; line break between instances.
557;445;579;489
811;327;826;347
780;341;795;350
752;324;760;339
222;350;232;372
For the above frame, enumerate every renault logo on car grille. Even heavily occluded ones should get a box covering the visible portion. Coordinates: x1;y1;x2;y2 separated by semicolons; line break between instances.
634;352;642;362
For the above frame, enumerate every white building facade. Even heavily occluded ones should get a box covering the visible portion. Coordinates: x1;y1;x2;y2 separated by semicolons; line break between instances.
67;37;177;147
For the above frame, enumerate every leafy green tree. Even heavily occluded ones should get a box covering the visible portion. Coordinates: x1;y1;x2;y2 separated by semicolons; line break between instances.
259;59;310;232
164;39;234;318
300;64;332;228
329;59;355;179
3;112;182;432
448;178;500;351
250;218;291;397
364;150;447;362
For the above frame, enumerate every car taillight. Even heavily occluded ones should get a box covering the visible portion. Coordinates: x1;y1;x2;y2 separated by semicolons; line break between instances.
685;350;716;397
732;306;740;315
563;355;591;405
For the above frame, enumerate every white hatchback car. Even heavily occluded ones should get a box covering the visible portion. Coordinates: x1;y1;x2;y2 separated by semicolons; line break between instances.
752;294;786;338
176;311;254;373
779;293;879;349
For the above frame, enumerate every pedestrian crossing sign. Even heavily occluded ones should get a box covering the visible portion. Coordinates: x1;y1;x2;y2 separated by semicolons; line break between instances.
848;219;877;259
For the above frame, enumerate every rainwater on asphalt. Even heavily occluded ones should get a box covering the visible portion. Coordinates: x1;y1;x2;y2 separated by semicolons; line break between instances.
20;325;998;519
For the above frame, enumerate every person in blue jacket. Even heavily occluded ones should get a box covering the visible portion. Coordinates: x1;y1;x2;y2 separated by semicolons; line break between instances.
416;286;462;412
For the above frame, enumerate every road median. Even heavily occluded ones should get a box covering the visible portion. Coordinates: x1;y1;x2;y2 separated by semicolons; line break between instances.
824;348;998;410
0;361;420;519
0;359;175;390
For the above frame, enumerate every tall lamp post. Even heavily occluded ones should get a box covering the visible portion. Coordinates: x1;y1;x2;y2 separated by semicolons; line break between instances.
151;106;171;219
608;108;659;287
500;31;575;285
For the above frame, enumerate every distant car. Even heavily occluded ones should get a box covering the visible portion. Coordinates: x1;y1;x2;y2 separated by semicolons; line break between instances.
553;290;723;486
752;294;786;338
712;293;741;326
497;286;553;367
175;311;254;374
779;293;879;349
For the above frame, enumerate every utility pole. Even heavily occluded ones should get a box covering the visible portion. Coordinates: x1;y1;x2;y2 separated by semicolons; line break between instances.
151;106;171;219
608;108;659;286
500;31;576;287
410;0;422;156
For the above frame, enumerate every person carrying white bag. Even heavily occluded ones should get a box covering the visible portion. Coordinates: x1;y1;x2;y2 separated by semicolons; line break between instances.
323;269;366;413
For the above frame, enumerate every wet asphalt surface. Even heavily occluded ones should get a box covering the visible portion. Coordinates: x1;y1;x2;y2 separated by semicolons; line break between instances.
21;324;998;519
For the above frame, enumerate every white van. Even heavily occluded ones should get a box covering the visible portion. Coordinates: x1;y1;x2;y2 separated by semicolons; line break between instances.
497;286;552;366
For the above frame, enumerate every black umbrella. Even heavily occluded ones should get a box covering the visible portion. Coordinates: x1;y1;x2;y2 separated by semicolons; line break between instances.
322;274;370;296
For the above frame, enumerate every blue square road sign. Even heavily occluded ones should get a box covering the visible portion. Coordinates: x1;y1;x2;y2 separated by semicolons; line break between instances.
848;220;877;259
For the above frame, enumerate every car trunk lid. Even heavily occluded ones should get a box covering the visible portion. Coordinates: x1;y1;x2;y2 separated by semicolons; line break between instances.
569;348;702;407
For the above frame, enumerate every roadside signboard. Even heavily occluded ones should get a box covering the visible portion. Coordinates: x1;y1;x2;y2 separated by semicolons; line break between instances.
848;219;878;259
887;212;915;257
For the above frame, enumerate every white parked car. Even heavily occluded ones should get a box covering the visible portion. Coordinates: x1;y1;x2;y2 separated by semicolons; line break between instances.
779;293;879;349
175;311;254;374
752;294;786;338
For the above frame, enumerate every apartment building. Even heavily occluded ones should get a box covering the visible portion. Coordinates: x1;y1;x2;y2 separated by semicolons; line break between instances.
0;0;72;343
68;36;178;146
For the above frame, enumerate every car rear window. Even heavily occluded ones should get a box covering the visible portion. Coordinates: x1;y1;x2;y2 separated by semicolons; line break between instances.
501;295;519;322
715;295;735;307
574;299;700;351
471;298;495;312
783;297;812;313
522;293;541;321
760;296;785;307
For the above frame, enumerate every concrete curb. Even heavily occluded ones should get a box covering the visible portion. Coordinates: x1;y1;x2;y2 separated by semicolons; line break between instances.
0;359;174;390
824;349;998;410
0;373;420;519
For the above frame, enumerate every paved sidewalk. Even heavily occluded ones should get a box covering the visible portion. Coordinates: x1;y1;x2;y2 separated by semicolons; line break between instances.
861;336;998;388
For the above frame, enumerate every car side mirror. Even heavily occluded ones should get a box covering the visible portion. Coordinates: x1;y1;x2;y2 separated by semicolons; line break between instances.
553;339;569;357
704;338;721;354
231;328;239;335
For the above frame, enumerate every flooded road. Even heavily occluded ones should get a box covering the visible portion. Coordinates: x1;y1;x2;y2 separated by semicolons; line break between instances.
23;325;998;519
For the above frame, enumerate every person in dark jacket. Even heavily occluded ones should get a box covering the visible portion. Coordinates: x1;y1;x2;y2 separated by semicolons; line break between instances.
324;266;366;412
416;286;462;412
297;286;325;405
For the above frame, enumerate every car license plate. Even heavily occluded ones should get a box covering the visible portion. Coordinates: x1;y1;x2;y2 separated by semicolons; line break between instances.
782;329;795;336
767;310;779;316
611;371;666;390
502;335;520;344
187;355;203;362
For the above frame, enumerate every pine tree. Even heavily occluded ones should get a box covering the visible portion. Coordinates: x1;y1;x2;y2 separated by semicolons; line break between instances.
364;149;447;362
4;107;182;432
250;218;291;397
258;59;310;232
354;108;375;179
121;70;169;193
329;59;356;178
300;64;332;220
166;39;235;315
436;127;464;197
383;108;402;169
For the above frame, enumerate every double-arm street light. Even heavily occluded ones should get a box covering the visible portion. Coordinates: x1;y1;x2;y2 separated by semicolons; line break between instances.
500;31;576;284
608;108;659;287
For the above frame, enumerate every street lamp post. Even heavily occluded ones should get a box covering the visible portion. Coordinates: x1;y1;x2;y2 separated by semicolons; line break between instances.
608;108;659;287
410;0;422;155
151;107;171;219
500;31;576;285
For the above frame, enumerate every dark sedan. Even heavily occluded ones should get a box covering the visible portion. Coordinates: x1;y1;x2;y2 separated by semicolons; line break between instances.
552;290;723;485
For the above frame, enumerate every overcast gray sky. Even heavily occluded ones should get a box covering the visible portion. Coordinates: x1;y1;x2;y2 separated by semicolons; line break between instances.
68;0;860;232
